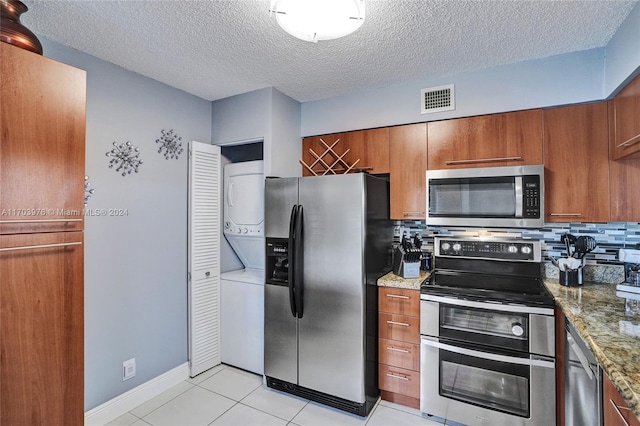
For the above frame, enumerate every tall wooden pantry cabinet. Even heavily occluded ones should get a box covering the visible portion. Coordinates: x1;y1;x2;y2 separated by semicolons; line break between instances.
1;42;86;425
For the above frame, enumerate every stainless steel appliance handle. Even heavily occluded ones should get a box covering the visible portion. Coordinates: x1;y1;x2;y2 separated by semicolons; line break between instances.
0;242;82;252
514;176;523;218
421;338;555;368
294;204;304;319
566;332;594;380
444;156;523;165
288;205;297;317
420;294;554;316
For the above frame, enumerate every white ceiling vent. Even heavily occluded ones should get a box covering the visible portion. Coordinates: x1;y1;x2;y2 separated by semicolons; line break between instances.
421;84;455;114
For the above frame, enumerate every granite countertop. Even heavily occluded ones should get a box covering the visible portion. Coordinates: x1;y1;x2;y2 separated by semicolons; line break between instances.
377;270;431;290
545;279;640;419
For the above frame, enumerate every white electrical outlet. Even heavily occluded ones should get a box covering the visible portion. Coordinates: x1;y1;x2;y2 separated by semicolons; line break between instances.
123;358;136;381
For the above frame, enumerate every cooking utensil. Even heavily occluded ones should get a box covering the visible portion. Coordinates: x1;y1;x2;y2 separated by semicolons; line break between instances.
560;233;577;258
574;236;597;259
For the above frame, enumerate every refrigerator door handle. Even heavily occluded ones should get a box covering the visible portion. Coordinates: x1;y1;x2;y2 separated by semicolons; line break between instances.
288;204;298;317
295;204;304;318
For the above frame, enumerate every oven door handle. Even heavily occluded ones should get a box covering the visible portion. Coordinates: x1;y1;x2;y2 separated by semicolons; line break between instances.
421;337;555;368
420;294;554;316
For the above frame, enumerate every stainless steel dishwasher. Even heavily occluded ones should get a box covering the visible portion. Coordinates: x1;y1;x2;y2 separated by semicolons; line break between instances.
565;319;602;426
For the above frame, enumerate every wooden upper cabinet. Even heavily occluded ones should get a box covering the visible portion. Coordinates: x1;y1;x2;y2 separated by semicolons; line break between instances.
0;43;86;235
611;73;640;160
389;123;427;220
543;102;610;223
608;100;640;222
301;128;389;176
427;109;543;170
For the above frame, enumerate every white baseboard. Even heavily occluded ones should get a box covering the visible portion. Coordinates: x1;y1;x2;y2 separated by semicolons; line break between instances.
84;362;189;426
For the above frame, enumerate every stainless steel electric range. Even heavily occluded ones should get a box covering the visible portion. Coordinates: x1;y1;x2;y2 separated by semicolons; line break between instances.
420;237;556;426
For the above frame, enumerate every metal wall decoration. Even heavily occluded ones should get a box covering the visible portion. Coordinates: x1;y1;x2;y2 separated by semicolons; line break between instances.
156;129;184;160
84;175;95;206
106;141;143;176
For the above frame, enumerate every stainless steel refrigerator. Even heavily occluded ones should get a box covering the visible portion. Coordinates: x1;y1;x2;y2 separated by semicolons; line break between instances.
264;173;391;417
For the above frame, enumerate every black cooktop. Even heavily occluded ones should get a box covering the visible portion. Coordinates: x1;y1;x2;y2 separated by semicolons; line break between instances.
421;270;555;308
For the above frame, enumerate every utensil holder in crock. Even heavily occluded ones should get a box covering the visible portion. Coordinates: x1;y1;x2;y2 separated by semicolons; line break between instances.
560;267;583;286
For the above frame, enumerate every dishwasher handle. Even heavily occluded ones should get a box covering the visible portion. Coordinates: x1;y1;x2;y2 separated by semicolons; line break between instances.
566;331;594;381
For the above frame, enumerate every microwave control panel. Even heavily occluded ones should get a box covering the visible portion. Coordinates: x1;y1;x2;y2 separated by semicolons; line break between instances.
523;175;541;218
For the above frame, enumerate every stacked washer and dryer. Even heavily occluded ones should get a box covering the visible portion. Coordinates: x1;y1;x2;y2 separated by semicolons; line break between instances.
220;160;265;375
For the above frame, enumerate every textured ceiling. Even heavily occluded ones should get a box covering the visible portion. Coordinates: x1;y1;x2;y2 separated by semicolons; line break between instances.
21;0;639;102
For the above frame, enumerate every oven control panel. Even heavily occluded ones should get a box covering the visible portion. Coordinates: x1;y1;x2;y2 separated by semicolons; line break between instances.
435;238;541;262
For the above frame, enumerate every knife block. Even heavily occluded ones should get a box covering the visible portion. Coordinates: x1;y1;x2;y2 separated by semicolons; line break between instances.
392;246;420;278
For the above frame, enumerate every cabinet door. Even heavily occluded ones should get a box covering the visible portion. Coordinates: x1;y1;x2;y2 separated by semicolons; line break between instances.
609;101;640;221
427;109;543;170
389;123;427;220
611;74;640;160
603;372;640;426
543;102;610;222
344;128;390;174
1;231;84;425
0;43;86;235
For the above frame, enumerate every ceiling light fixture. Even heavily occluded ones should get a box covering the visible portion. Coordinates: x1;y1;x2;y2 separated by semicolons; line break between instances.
269;0;365;43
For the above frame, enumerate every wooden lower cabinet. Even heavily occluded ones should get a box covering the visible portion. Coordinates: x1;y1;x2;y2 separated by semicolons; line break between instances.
603;373;640;426
378;287;420;409
0;231;84;425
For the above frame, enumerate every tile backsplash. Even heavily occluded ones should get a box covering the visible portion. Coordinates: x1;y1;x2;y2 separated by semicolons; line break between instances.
394;221;640;266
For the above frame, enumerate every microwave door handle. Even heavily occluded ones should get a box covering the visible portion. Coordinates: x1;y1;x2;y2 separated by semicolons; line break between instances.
515;176;523;218
421;338;555;368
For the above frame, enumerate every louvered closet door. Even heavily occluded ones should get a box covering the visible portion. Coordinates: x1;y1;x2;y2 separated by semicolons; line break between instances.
188;141;221;377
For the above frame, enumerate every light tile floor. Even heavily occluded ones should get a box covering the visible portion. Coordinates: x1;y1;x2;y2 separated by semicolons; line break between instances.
104;364;445;426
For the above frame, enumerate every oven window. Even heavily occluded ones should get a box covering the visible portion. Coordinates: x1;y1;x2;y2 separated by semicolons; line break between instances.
440;349;530;417
429;177;516;217
439;305;529;353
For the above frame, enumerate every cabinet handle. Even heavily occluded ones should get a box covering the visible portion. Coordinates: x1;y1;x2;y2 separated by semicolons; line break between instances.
387;346;410;353
386;373;409;381
386;320;410;327
0;242;83;252
549;213;582;217
444;156;523;165
0;219;83;223
616;134;640;149
402;212;424;217
387;294;410;299
609;399;632;426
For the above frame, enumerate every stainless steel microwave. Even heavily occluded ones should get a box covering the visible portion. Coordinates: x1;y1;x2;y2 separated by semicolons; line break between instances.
426;165;544;228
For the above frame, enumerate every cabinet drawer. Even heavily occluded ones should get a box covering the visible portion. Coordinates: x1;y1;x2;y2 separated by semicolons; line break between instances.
379;338;419;371
378;313;420;344
379;287;419;317
379;364;420;398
